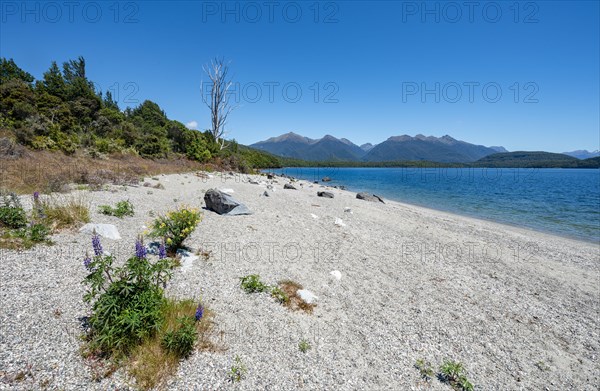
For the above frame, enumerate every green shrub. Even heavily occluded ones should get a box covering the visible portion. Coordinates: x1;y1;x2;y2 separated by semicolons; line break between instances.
298;339;311;353
415;359;434;381
0;191;27;228
270;286;289;304
229;355;247;383
161;316;198;358
83;236;176;357
98;200;134;218
239;274;269;294
41;195;90;229
149;206;202;251
439;360;473;391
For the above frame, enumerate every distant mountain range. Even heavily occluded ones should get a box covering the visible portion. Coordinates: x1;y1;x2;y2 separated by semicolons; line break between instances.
562;150;600;159
251;132;508;163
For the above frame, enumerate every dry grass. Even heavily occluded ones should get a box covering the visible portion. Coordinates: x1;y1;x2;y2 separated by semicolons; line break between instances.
41;195;90;230
126;299;220;390
0;149;203;194
278;280;316;314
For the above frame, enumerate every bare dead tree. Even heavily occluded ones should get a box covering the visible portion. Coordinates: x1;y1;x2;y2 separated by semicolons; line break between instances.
201;58;236;150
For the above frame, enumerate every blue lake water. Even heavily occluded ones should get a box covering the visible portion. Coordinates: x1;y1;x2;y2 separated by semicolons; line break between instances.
266;167;600;243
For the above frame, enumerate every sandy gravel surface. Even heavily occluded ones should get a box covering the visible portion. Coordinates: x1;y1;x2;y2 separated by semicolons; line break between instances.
0;172;598;390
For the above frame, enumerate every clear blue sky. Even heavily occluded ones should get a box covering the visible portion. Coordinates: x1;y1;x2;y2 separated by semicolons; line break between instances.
1;0;598;152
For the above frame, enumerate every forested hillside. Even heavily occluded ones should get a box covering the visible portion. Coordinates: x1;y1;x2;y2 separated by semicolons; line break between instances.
0;57;280;170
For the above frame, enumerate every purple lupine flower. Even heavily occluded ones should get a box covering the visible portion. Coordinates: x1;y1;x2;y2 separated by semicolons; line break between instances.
195;303;204;321
135;238;147;259
83;253;92;270
158;241;167;259
33;192;39;203
92;232;103;256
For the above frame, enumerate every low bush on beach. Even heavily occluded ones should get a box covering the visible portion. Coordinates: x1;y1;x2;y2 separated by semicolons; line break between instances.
239;274;270;294
298;339;311;353
98;200;134;218
149;206;202;253
81;234;217;389
415;359;434;381
0;191;52;249
438;360;474;391
413;358;474;390
229;355;247;383
0;190;28;228
239;275;316;313
40;194;90;230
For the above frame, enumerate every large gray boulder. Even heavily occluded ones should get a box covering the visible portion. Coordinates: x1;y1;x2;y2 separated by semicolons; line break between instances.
204;189;252;215
284;183;297;190
317;191;334;198
356;192;385;203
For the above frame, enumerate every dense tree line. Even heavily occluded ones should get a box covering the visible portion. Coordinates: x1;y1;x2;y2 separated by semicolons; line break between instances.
0;57;280;169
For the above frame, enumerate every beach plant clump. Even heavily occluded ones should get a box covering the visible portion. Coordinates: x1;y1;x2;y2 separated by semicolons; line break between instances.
150;206;202;252
239;274;270;294
229;355;247;383
415;359;434;381
0;191;52;249
239;275;316;313
0;190;28;228
39;194;90;230
81;234;216;389
298;339;311;353
439;360;474;391
82;235;175;356
98;200;134;218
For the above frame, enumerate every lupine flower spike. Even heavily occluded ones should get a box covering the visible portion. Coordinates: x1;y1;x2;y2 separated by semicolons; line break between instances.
135;237;147;259
158;241;167;259
195;303;204;321
92;231;103;256
83;252;92;270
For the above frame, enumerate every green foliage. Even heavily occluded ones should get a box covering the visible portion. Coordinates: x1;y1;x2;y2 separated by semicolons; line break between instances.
0;191;27;228
270;286;289;304
298;339;311;353
99;200;134;218
161;316;198;358
0;57;285;169
83;242;176;357
229;355;247;383
415;359;434;381
239;274;270;294
439;360;473;391
1;58;34;85
149;206;202;251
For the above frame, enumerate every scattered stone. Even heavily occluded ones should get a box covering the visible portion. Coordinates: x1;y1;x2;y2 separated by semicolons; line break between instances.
311;213;319;219
204;189;253;215
263;191;270;197
177;249;199;272
267;173;274;179
356;192;385;203
344;207;352;213
284;183;297;190
322;177;331;182
330;270;342;280
297;289;318;304
317;191;334;198
334;218;346;227
79;223;121;240
219;188;235;194
249;180;259;185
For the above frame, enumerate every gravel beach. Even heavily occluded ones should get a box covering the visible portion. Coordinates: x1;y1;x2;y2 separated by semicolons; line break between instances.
1;172;598;390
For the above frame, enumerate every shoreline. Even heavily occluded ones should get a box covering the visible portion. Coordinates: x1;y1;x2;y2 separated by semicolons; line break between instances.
1;171;598;390
267;167;600;245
